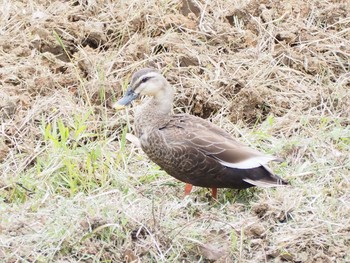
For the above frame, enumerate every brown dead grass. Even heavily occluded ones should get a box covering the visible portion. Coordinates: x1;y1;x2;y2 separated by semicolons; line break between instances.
1;0;349;262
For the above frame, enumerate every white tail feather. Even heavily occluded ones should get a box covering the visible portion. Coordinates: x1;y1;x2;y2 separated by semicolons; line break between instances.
243;178;286;187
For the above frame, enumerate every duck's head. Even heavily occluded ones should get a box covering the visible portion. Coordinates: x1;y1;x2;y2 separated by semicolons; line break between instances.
115;68;172;108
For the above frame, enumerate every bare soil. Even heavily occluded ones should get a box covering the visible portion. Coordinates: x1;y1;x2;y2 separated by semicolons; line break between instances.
1;0;349;262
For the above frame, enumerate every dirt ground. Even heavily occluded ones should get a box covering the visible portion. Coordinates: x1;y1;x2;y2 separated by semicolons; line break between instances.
1;0;349;262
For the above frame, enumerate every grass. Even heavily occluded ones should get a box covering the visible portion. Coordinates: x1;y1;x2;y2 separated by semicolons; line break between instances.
1;0;350;262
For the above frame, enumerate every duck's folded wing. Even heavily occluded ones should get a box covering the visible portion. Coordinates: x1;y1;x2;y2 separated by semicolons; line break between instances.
184;131;281;169
162;114;282;170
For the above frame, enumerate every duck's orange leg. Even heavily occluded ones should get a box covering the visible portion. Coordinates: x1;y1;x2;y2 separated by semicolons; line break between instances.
184;183;193;197
211;188;218;200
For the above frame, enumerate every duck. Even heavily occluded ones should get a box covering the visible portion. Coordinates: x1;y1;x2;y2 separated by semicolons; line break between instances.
115;68;288;199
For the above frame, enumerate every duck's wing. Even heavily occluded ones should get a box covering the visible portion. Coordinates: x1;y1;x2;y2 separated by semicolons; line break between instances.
157;114;288;187
162;114;282;170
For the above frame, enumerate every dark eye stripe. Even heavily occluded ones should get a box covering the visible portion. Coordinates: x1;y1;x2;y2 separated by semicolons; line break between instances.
134;75;153;90
141;76;151;83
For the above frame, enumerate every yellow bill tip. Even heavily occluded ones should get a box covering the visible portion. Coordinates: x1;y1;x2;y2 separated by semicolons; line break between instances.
113;102;126;110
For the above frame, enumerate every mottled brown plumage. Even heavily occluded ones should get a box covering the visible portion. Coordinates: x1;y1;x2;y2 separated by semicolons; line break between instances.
116;68;288;198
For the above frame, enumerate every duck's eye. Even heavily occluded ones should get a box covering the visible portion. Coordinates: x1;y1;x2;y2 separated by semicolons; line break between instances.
141;77;150;83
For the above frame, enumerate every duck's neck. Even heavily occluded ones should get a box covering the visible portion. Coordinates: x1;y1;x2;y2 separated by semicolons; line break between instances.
153;83;174;115
135;83;174;137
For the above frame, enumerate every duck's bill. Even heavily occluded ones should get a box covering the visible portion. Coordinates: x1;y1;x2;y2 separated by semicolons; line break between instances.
113;88;139;110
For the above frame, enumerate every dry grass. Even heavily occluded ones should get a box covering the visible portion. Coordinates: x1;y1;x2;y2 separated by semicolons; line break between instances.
1;0;349;262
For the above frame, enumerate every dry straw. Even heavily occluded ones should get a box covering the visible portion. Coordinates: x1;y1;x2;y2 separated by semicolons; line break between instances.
0;0;349;262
